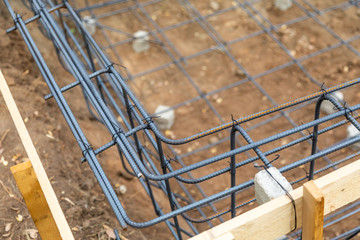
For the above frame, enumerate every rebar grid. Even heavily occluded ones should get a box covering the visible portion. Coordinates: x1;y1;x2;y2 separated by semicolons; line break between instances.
4;0;360;239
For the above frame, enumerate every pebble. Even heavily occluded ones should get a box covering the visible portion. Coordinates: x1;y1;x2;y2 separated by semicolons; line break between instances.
81;16;96;35
119;185;127;194
16;214;23;222
132;30;150;53
210;148;217;154
274;0;292;11
153;105;175;130
165;130;176;139
320;91;344;115
235;69;246;78
209;136;219;144
347;124;360;150
5;223;11;232
210;1;220;11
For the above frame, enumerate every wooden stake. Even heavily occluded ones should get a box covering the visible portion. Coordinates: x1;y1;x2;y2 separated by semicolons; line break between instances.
0;71;74;240
302;181;324;240
11;161;62;239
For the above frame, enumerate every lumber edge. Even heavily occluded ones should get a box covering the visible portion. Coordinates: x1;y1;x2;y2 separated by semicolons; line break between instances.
190;160;360;240
302;180;325;240
0;71;74;240
11;161;63;239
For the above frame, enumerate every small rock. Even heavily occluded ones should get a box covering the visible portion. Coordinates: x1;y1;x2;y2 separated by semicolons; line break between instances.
2;160;8;166
16;214;23;222
153;105;175;130
320;91;344;115
193;32;207;40
235;69;246;78
165;130;176;139
63;197;75;206
347;124;360;150
280;159;287;165
210;1;220;11
174;148;182;154
22;69;30;76
82;16;96;35
2;232;11;238
274;0;292;11
105;228;116;239
132;30;150;53
24;229;38;239
209;136;219;144
119;185;127;194
117;115;124;123
216;98;223;104
5;223;12;232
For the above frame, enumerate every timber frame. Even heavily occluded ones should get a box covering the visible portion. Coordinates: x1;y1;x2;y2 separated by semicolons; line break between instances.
190;159;360;240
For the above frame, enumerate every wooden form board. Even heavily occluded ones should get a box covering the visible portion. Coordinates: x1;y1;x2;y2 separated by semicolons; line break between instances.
190;159;360;240
11;161;63;239
302;181;325;240
0;71;74;240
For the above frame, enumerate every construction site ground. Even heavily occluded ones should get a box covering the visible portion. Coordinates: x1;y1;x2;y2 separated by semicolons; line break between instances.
0;0;360;239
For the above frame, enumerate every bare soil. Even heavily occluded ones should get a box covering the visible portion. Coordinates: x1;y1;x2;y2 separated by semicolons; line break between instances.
1;0;360;239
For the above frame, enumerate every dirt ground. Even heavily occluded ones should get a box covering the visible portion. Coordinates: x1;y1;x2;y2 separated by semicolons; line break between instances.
0;1;156;239
0;0;360;239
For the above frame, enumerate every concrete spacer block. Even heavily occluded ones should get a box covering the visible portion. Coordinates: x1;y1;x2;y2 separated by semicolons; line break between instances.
132;30;150;53
255;167;293;205
153;105;175;130
274;0;292;11
347;124;360;150
320;91;344;115
81;16;96;35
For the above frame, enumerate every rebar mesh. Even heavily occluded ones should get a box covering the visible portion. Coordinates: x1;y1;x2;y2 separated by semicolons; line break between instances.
4;0;360;239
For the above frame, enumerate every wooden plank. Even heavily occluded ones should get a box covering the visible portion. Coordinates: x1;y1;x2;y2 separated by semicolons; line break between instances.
302;181;324;240
0;71;74;240
190;160;360;240
11;161;62;239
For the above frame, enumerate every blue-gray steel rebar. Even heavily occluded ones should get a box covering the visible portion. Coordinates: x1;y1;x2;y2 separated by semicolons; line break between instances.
4;0;360;238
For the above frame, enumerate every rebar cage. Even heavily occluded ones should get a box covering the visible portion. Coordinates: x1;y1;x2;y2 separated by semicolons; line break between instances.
4;0;360;239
